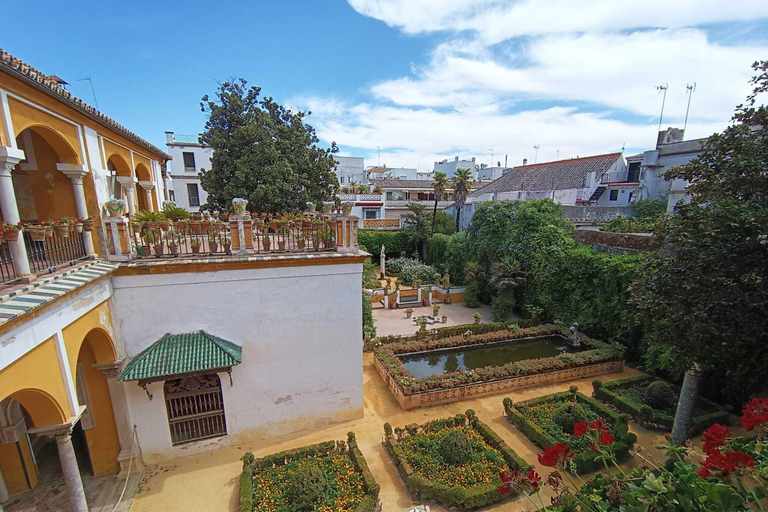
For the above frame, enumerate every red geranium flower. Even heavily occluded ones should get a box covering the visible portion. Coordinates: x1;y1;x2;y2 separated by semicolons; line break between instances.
699;450;754;477
525;468;541;489
599;431;615;446
589;419;609;433
702;424;731;454
741;397;768;431
573;421;588;436
498;470;520;494
538;443;573;467
589;445;600;454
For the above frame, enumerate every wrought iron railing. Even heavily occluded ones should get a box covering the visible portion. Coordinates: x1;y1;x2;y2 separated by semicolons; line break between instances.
250;218;337;253
23;230;88;275
0;242;17;285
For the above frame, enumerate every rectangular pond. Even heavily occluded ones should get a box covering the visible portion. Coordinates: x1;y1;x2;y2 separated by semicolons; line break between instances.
399;335;577;379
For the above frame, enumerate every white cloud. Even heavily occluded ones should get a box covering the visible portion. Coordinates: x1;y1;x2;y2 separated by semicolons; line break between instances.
348;0;768;44
371;29;765;122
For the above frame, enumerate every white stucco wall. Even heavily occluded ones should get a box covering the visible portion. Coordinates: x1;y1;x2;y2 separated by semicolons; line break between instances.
166;143;212;212
111;261;364;462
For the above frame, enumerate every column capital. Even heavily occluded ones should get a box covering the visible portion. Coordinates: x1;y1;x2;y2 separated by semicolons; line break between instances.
56;163;89;184
116;176;138;189
0;146;26;175
93;359;124;379
138;180;155;191
28;405;85;439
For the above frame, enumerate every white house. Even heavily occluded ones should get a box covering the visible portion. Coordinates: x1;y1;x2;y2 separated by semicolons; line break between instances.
165;131;212;212
434;156;478;180
334;156;366;186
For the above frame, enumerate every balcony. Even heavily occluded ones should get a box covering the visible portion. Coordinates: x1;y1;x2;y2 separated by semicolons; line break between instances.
338;193;384;202
600;171;640;185
363;218;401;230
385;200;454;208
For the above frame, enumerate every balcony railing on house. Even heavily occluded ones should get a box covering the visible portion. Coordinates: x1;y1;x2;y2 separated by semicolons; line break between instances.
338;193;384;202
600;171;639;184
130;217;339;259
23;230;88;275
363;218;401;229
0;242;17;285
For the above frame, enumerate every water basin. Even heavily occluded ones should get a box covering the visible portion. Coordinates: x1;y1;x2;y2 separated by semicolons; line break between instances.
399;335;579;379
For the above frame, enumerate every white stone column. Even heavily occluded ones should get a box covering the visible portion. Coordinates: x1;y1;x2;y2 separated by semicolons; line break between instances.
138;181;155;212
57;164;96;258
56;432;89;512
0;467;9;503
93;360;143;475
0;147;34;282
115;176;137;217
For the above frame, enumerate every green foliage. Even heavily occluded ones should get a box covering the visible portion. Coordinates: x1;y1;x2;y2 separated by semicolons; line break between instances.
439;430;473;466
452;168;474;232
161;204;190;222
361;254;380;289
631;61;768;407
199;79;337;213
431;171;449;235
358;230;413;258
239;455;253;512
362;295;376;340
463;262;481;308
425;233;450;268
433;211;456;235
285;462;328;511
600;215;657;233
632;198;668;219
132;210;165;223
399;262;439;286
552;402;589;434
401;201;432;260
643;380;678;410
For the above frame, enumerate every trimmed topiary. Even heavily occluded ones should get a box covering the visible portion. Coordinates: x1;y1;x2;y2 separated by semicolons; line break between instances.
439;430;473;466
643;381;678;410
285;462;328;511
552;402;589;434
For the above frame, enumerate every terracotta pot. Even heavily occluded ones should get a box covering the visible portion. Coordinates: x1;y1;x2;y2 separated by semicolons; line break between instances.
269;221;278;229
45;226;53;237
278;241;286;251
74;223;83;233
444;294;452;304
147;222;158;230
297;239;305;250
263;240;271;251
68;223;75;232
159;221;171;231
175;222;187;233
141;245;151;256
191;245;200;253
154;244;164;256
82;220;94;232
54;225;70;238
210;243;220;253
200;221;211;231
170;245;180;255
223;242;231;254
3;229;19;242
27;227;45;242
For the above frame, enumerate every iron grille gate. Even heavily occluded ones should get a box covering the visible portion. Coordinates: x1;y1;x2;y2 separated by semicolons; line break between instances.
164;374;227;445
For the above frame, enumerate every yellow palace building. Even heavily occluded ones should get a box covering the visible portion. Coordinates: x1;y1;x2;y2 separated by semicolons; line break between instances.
0;49;168;509
0;49;367;512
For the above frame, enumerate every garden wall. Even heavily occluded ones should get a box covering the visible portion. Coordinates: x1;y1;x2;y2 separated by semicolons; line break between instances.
374;355;623;410
573;229;662;253
113;260;365;463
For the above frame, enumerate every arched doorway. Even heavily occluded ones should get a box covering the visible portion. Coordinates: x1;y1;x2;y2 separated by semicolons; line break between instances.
73;328;120;476
135;163;153;212
12;126;79;223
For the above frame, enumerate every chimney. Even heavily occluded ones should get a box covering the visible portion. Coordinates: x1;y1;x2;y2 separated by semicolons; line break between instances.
165;131;175;144
471;157;475;163
522;158;528;166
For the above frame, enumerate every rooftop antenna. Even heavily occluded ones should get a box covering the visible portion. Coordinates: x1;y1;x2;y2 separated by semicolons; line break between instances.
556;149;560;160
533;145;540;164
683;82;696;136
78;77;99;111
377;146;380;167
621;142;625;153
655;83;668;132
487;149;493;168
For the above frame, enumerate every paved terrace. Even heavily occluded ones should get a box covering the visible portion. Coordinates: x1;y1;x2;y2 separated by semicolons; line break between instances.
128;353;674;512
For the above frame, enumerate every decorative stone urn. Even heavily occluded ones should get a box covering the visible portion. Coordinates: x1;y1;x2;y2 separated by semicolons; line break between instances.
232;198;248;215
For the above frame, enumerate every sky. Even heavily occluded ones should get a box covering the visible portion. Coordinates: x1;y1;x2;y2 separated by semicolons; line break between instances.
4;1;768;170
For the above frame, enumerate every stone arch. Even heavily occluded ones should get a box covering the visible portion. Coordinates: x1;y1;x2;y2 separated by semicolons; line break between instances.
135;162;151;182
73;327;120;475
2;389;66;428
107;154;132;178
21;125;79;164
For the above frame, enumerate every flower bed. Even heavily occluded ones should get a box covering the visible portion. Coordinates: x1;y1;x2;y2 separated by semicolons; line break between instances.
240;433;379;512
374;323;623;395
383;410;530;510
504;390;637;474
592;375;729;433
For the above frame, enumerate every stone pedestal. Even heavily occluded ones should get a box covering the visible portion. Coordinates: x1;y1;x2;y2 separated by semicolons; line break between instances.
335;215;359;253
104;216;133;261
229;214;253;256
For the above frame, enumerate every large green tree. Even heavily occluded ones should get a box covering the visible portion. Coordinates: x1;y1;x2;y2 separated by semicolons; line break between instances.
632;61;768;441
401;201;432;261
199;79;338;213
451;168;473;232
431;171;448;234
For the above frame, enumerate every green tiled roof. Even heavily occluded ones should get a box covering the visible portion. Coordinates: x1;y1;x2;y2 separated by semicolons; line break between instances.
119;331;242;382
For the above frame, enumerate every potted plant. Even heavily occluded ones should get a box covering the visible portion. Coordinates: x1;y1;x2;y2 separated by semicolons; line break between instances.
405;308;414;319
433;304;441;317
208;232;220;252
175;220;188;233
422;285;431;306
153;239;165;256
105;198;126;217
277;220;288;251
82;216;94;232
188;218;201;234
262;231;271;251
27;224;46;241
73;219;84;233
167;239;179;255
416;317;428;332
232;198;248;215
473;312;482;324
444;286;452;304
162;204;190;223
43;221;54;238
141;230;155;256
190;238;201;254
297;231;307;250
54;218;72;238
200;219;211;231
3;222;22;242
441;314;448;324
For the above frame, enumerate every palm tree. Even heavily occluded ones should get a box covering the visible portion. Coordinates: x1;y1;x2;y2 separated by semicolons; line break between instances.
451;168;473;232
431;171;448;234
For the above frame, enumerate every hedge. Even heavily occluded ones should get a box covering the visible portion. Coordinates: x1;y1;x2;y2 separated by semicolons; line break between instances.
504;392;636;475
375;324;623;394
239;453;254;512
592;376;729;435
383;412;529;511
248;437;380;512
358;230;414;257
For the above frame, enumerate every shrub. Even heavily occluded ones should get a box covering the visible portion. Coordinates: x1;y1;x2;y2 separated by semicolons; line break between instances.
285;463;328;511
362;295;376;340
643;380;678;410
358;230;414;257
426;233;451;268
401;262;439;286
552;402;589;434
239;453;254;512
439;430;473;466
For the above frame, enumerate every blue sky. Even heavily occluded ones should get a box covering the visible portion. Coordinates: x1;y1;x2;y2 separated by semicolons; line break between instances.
4;1;768;169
